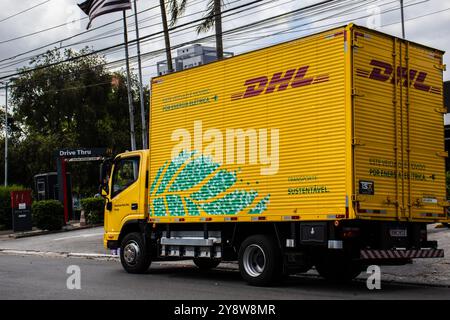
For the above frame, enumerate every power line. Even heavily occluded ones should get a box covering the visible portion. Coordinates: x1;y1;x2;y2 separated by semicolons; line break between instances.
381;5;450;28
0;0;236;71
0;1;368;92
0;0;52;24
113;0;448;77
0;0;191;46
0;0;296;75
0;2;161;64
0;0;445;93
224;0;425;45
9;0;433;88
25;0;387;86
0;0;275;81
179;0;354;41
0;0;344;85
4;0;431;94
0;17;88;46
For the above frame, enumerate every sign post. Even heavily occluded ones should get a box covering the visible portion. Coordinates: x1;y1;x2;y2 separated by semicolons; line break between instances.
55;148;109;224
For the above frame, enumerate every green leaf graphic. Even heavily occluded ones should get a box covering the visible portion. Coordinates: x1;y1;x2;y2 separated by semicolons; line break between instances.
150;150;270;217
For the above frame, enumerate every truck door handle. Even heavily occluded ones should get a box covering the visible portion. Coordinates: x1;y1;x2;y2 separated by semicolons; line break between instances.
131;203;138;210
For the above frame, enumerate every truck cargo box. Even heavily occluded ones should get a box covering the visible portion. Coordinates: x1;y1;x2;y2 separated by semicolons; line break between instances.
148;24;447;224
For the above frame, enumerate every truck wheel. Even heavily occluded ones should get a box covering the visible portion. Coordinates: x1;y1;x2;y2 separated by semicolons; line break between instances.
315;253;362;283
120;232;151;274
238;235;282;286
193;258;221;270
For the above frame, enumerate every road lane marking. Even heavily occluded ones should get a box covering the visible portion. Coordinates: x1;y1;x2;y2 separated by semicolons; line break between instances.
53;233;104;241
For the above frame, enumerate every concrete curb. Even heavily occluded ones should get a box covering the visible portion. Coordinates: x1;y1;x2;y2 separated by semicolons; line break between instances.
0;249;118;260
3;224;103;239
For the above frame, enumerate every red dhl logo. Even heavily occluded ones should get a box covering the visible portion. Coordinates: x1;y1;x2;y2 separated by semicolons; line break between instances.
357;59;441;95
231;66;329;101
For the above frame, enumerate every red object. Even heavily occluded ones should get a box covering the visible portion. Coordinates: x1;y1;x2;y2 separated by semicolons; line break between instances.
10;190;32;209
61;157;69;224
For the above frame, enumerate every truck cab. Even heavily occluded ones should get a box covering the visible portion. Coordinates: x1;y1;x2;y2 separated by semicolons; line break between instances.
102;150;149;251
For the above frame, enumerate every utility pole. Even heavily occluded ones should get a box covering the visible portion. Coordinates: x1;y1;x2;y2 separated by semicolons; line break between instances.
134;0;148;149
123;10;137;151
400;0;406;39
4;82;8;186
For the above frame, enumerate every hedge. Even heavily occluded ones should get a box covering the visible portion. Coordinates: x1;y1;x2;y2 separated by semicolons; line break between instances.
81;197;105;225
32;200;64;231
0;185;24;230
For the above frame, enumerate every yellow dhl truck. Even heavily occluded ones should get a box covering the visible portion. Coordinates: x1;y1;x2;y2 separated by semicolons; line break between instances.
101;24;448;286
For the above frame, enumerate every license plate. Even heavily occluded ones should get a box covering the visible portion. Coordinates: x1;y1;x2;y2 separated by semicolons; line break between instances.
390;229;408;237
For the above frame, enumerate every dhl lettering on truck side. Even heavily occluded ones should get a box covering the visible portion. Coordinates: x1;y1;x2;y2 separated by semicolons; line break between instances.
230;66;330;101
357;59;442;95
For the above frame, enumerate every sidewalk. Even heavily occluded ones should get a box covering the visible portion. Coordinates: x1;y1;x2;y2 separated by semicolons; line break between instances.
0;221;103;239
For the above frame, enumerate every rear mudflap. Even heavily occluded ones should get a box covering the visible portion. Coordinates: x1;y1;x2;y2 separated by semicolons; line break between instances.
360;248;444;260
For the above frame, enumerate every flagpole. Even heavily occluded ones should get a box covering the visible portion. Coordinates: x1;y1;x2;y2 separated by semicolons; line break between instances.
123;10;137;151
133;0;148;149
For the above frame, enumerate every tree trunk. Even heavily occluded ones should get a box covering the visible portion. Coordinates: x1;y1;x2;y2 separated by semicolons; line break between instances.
159;0;173;73
214;0;223;60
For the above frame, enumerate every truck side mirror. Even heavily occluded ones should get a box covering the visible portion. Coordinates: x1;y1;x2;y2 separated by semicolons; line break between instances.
99;159;112;196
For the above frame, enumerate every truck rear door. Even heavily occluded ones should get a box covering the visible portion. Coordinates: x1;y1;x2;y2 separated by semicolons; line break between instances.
351;25;447;221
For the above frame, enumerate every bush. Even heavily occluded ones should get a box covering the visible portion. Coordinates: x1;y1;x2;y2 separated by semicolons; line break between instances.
0;185;24;230
32;200;64;231
81;197;105;225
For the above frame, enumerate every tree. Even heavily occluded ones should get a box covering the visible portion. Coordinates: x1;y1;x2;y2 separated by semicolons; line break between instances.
160;0;175;73
6;48;147;193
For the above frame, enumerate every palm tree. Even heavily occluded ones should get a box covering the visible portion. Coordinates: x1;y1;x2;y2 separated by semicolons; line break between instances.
159;0;175;73
159;0;192;73
197;0;224;60
169;0;225;60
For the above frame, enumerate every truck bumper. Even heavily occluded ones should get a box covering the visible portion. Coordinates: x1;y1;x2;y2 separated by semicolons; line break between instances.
360;248;444;260
103;232;119;249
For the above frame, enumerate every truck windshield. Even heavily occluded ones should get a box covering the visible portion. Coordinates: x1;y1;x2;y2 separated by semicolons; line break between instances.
111;157;140;197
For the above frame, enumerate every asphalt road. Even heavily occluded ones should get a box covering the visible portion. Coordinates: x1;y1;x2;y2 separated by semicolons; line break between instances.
1;254;450;300
1;226;450;299
2;226;450;286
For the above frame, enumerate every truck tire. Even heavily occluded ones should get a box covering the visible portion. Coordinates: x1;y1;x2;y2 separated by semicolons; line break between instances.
315;253;362;283
193;258;221;270
238;234;282;286
120;232;151;274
